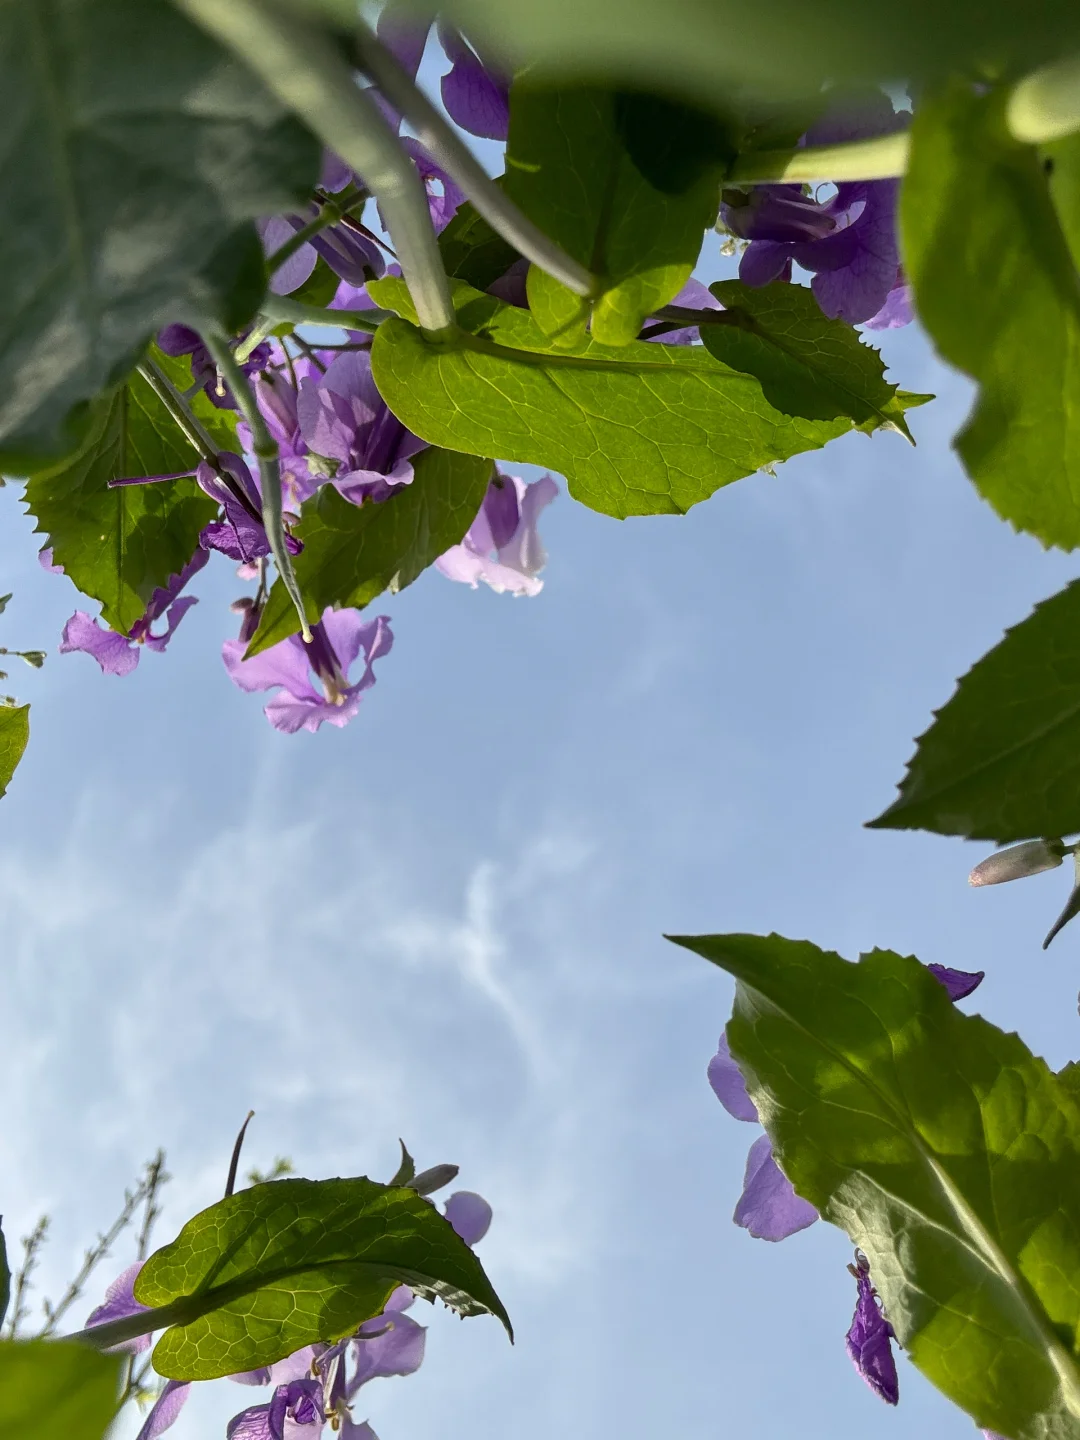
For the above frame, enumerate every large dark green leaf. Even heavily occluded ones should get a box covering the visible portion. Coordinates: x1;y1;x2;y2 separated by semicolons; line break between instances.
368;277;919;519
0;1340;121;1440
671;931;1080;1440
702;280;925;436
503;83;718;346
437;0;1080;102
0;0;319;465
23;350;226;633
901;82;1080;549
134;1176;511;1380
0;705;30;800
246;447;494;655
869;579;1080;841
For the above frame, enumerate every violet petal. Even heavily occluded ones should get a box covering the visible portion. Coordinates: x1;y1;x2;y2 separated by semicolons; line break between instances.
734;1134;818;1241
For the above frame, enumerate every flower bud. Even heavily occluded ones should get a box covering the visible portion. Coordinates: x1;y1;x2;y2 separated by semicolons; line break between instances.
968;839;1066;886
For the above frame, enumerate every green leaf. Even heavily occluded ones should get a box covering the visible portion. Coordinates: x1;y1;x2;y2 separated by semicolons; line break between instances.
1045;132;1080;275
503;83;718;346
869;578;1080;841
368;277;914;519
389;1141;416;1187
671;931;1080;1440
901;82;1080;549
0;705;29;800
134;1175;511;1380
0;1340;122;1440
439;0;1080;103
613;90;739;195
246;446;493;654
287;254;342;308
439;200;519;292
702;280;922;438
0;0;319;466
23;352;224;632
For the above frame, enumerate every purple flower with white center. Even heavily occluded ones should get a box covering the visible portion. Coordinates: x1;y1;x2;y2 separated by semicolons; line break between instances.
708;1033;818;1241
437;22;510;141
845;1252;899;1405
196;454;303;565
59;548;208;677
157;326;271;409
436;473;557;597
222;606;393;734
721;91;912;327
296;350;426;506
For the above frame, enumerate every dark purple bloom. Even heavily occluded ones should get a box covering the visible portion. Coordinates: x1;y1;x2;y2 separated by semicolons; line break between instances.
59;549;207;676
222;607;393;734
722;91;912;327
437;23;510;141
444;1191;493;1245
926;963;984;1001
436;473;557;596
227;1377;324;1440
707;1033;819;1241
296;351;426;506
845;1252;899;1405
197;454;302;565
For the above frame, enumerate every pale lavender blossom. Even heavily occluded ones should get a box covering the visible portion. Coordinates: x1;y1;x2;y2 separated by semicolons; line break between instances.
59;549;207;677
845;1252;899;1405
222;607;393;734
443;1191;492;1245
436;474;557;597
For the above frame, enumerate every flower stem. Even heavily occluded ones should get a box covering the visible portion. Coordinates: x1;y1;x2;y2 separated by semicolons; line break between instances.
259;294;392;333
137;360;220;465
728;131;911;185
202;332;312;644
174;0;457;338
351;18;598;300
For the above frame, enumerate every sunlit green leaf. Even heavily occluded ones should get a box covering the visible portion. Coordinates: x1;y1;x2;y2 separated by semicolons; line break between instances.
135;1175;511;1380
672;931;1080;1440
246;447;492;655
0;1340;121;1440
369;277;917;519
0;705;29;801
869;578;1080;841
901;82;1080;549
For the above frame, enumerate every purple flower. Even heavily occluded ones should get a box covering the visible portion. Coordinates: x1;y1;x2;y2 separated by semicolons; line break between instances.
349;1289;427;1394
647;276;722;345
84;1262;152;1354
845;1252;899;1405
721;91;912;327
437;23;509;141
157;327;269;409
227;1377;324;1440
222;607;393;734
196;454;302;564
379;140;464;234
296;351;426;505
59;549;207;676
135;1380;193;1440
926;963;984;1001
436;473;557;597
444;1191;493;1245
707;1033;819;1241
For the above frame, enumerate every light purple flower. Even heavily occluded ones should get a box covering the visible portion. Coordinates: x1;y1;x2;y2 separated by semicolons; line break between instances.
444;1191;492;1245
59;549;208;676
864;268;913;330
136;1380;193;1440
349;1298;427;1393
845;1252;899;1405
648;276;722;345
437;23;509;141
436;473;557;597
721;91;912;327
196;454;303;564
38;546;63;574
296;351;426;505
222;607;393;734
84;1262;152;1354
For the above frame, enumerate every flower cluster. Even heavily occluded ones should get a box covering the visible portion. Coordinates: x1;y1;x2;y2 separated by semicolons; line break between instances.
707;957;984;1406
85;1186;494;1440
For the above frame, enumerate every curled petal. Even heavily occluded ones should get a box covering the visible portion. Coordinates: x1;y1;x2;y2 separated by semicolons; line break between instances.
734;1134;818;1241
926;963;984;1001
845;1256;899;1405
969;839;1065;886
444;1190;492;1245
350;1310;426;1393
59;612;139;677
707;1033;758;1122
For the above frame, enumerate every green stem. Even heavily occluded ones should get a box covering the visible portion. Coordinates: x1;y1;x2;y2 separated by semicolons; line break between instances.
260;294;392;333
202;332;312;644
173;0;456;338
69;1297;200;1352
351;19;598;299
728;131;910;185
136;360;220;464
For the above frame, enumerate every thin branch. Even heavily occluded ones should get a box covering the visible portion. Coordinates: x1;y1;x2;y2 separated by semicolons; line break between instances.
203;331;313;643
137;360;220;465
174;0;457;336
4;1217;48;1339
260;294;390;333
225;1112;256;1198
351;17;598;299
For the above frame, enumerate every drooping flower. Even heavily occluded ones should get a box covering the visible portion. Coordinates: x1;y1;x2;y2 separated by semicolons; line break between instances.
721;91;912;327
196;454;302;565
845;1252;899;1405
436;473;558;597
157;327;271;409
296;351;427;506
223;607;393;734
59;549;208;677
437;22;510;141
